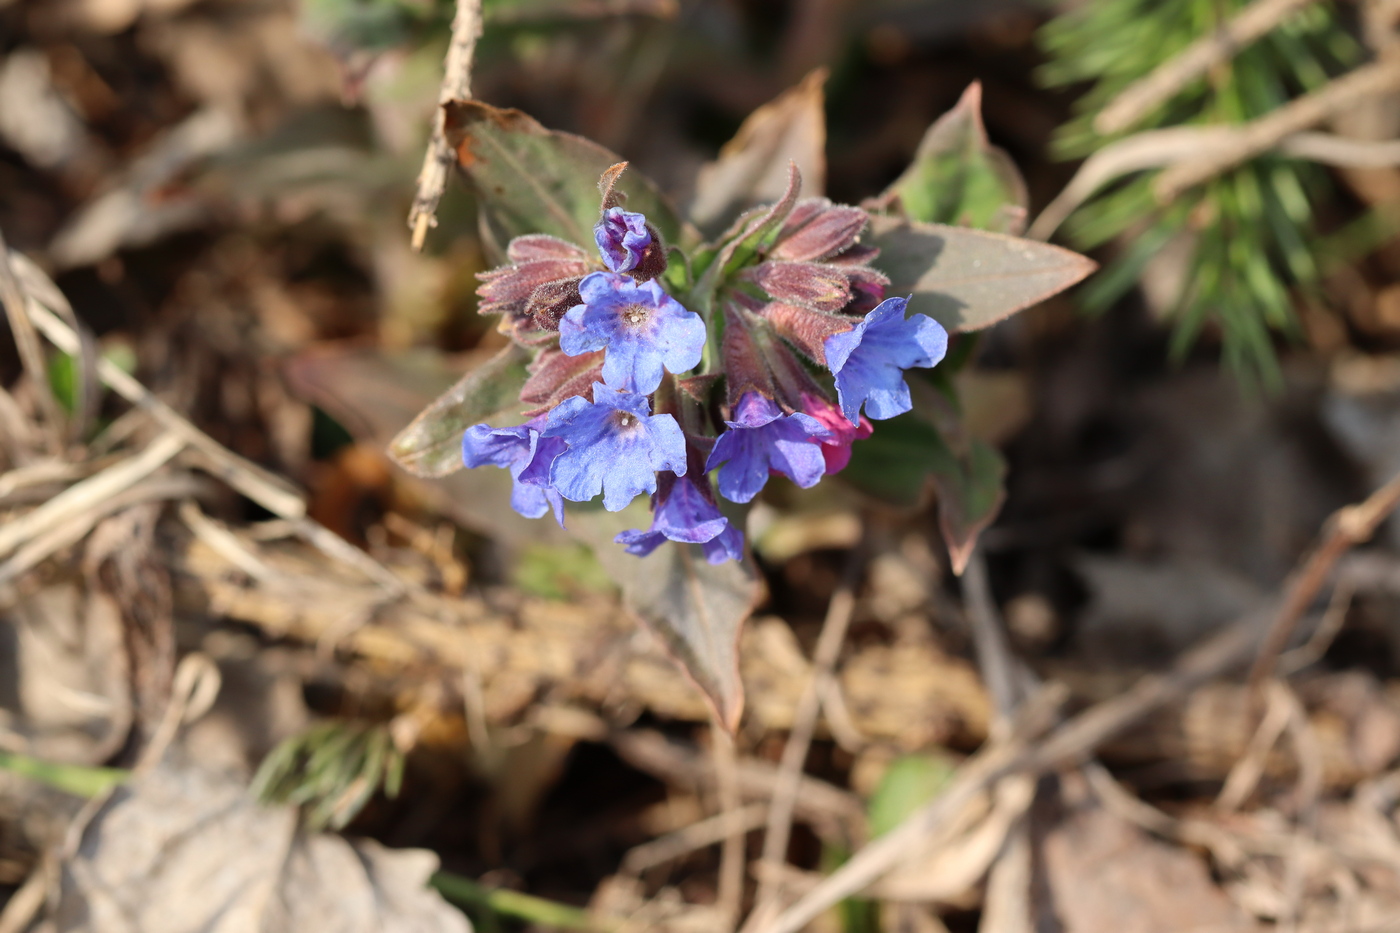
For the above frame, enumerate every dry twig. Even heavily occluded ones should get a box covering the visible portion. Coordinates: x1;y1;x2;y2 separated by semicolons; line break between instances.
1030;127;1400;241
1155;58;1400;200
407;0;484;251
1095;0;1322;135
743;543;863;931
1247;467;1400;694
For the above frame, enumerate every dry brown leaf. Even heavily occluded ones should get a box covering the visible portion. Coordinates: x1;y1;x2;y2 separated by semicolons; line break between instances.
1039;774;1262;933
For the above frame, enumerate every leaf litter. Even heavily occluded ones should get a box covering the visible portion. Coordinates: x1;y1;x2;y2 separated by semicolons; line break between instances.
5;2;1400;933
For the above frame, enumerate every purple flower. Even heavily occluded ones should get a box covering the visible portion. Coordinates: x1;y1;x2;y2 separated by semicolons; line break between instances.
461;417;565;525
595;207;652;273
615;473;744;565
559;273;705;394
542;382;687;511
706;392;830;503
824;296;948;425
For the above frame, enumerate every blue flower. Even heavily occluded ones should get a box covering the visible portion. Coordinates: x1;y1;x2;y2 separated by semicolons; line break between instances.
542;382;687;511
559;273;705;394
824;296;948;425
595;207;652;273
461;417;565;524
706;392;830;503
615;473;744;565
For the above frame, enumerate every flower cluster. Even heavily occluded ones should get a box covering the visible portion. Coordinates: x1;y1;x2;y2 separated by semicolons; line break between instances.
461;172;948;563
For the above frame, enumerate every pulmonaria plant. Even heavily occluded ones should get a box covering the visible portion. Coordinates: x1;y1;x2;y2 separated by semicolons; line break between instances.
459;167;950;563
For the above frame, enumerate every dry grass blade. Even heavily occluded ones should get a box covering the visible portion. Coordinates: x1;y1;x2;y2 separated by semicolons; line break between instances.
12;253;408;595
408;0;484;250
0;472;204;590
1094;0;1322;135
0;431;184;561
0;228;63;451
621;804;769;875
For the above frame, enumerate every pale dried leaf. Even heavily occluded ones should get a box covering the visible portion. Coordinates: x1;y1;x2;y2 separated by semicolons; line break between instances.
55;763;471;933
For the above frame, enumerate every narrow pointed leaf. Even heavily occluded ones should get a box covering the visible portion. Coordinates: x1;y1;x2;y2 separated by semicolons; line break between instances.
689;69;827;235
444;100;687;248
566;506;761;732
384;343;530;478
865;215;1096;332
881;82;1029;235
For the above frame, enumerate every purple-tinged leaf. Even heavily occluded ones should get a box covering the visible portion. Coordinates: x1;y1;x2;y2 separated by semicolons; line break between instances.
864;215;1096;333
386;343;531;478
444;101;688;249
568;506;762;732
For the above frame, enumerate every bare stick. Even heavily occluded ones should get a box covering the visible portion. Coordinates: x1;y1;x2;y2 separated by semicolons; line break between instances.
623;804;769;875
1155;58;1400;200
0;229;62;451
407;0;484;251
743;544;863;931
962;549;1020;729
1246;467;1400;694
1095;0;1321;135
711;721;745;932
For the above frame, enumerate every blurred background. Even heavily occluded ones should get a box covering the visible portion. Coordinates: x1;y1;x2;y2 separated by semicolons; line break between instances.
6;0;1400;930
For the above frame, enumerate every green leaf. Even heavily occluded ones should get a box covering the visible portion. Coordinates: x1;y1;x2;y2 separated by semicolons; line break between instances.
866;753;958;838
0;749;127;798
928;434;1006;577
840;411;942;508
841;391;1006;574
387;343;531;478
881;82;1029;235
444;100;688;249
565;504;763;732
865;215;1096;333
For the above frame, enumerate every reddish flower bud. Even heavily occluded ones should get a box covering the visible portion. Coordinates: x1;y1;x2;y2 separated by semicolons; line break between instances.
770;199;868;262
761;302;857;366
524;276;585;329
748;261;852;313
721;304;777;406
519;347;604;416
476;235;593;328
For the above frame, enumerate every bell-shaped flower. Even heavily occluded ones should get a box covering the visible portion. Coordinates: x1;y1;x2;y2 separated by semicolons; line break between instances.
559;273;705;394
824;296;948;425
707;392;830;503
594;207;652;273
615;473;744;565
798;392;873;474
461;417;566;525
542;382;686;511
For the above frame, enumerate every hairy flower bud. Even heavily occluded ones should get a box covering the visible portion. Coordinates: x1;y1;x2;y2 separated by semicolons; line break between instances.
519;347;605;416
476;234;592;331
761;302;857;366
747;261;853;313
770;199;869;263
